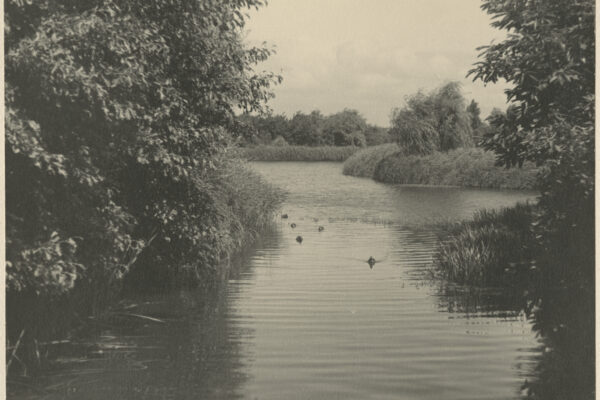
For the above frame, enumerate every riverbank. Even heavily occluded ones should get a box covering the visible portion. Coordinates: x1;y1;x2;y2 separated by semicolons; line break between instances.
344;146;539;190
6;159;285;374
238;145;360;161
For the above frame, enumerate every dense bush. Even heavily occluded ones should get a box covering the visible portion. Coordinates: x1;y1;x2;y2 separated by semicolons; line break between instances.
5;0;283;362
239;145;359;161
470;0;595;248
342;143;399;178
390;82;473;155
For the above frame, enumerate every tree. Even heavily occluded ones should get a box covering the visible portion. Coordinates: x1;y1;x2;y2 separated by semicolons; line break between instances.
389;109;438;155
466;99;482;130
6;0;278;296
322;109;368;146
364;125;392;146
470;3;595;397
288;111;326;146
389;82;473;154
469;0;594;234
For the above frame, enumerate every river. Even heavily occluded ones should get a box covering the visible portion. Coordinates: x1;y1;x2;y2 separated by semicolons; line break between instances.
10;162;543;400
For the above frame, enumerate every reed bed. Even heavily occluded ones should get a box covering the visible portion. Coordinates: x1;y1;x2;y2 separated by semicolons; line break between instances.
239;145;360;161
342;143;399;177
344;146;539;190
434;204;536;286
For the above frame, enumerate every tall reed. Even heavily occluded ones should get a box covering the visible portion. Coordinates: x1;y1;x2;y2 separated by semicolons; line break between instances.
238;145;360;161
342;143;399;177
434;204;536;286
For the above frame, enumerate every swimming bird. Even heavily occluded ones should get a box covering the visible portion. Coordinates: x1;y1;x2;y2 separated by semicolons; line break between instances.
367;256;377;269
282;214;288;219
290;223;297;228
296;235;303;243
318;226;325;232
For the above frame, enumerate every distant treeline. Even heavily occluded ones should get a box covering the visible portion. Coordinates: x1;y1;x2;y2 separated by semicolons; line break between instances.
236;82;501;153
235;109;392;147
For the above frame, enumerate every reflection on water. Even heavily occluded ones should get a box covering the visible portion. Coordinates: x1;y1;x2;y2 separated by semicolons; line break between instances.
11;161;571;400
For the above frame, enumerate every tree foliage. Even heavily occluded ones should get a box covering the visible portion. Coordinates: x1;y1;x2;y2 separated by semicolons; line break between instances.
6;0;279;296
470;0;594;241
390;82;473;154
322;109;368;147
471;4;595;396
466;99;482;130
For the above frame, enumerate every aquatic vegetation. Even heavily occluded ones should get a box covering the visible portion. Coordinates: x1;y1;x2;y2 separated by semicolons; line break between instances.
434;204;536;286
342;143;399;177
238;145;360;161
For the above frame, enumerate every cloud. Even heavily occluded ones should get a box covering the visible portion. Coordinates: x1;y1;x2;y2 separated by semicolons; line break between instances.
245;1;511;125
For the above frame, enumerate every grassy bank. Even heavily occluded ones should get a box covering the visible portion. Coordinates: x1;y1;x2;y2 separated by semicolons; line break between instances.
344;146;539;189
239;145;360;161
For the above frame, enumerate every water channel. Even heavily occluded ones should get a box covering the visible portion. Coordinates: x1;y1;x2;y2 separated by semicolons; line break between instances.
11;162;543;400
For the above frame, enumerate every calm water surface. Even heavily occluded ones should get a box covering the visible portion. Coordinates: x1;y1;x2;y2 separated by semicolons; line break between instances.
12;162;542;400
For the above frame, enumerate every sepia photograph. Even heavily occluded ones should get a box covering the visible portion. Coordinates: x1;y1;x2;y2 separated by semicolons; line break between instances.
3;0;596;399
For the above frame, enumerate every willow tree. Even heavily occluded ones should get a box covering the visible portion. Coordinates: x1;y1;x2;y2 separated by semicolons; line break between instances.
390;82;473;154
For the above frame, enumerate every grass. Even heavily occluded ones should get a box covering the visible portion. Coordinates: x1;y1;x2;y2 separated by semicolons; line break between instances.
434;204;536;286
238;145;360;161
342;143;399;177
344;146;539;189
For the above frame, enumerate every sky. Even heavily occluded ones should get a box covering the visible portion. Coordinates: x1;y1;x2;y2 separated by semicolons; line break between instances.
244;0;511;127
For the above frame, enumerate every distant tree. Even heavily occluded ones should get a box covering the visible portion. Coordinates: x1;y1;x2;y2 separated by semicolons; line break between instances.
235;113;290;146
271;135;289;146
364;125;392;146
466;99;482;130
323;109;368;146
389;109;438;155
289;111;326;146
390;82;473;154
433;82;474;150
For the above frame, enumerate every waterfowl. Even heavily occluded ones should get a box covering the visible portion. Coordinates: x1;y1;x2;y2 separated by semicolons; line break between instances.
296;235;303;243
282;214;289;219
318;226;325;232
367;256;376;269
290;223;297;228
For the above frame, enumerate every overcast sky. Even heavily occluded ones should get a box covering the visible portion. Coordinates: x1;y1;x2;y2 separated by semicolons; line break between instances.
244;0;511;126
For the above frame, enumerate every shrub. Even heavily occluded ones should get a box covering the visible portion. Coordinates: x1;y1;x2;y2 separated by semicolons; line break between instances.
342;143;399;177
